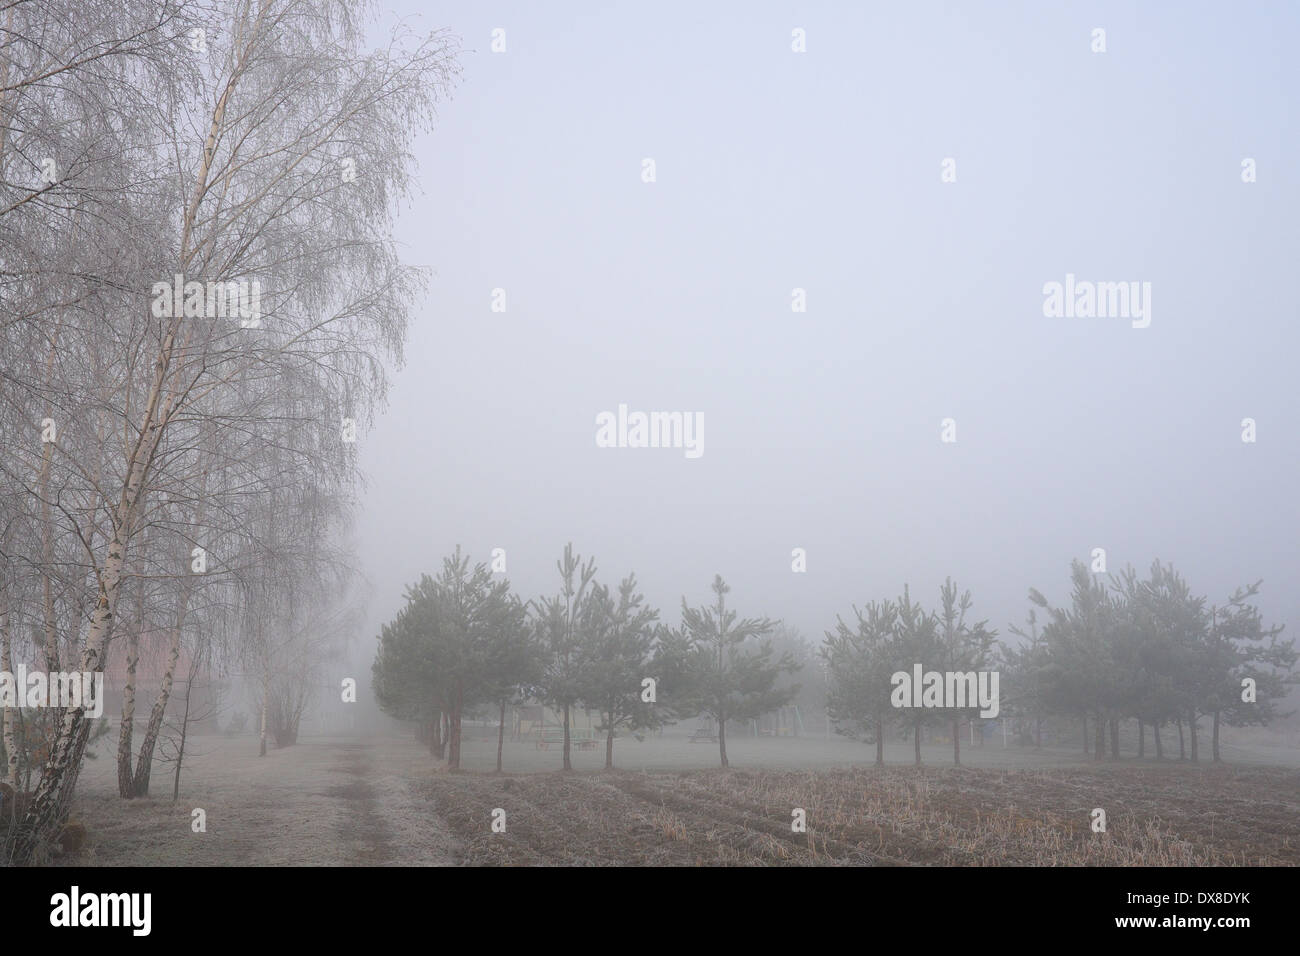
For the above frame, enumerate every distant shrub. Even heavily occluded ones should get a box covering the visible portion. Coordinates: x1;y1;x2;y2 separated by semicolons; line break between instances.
224;711;249;736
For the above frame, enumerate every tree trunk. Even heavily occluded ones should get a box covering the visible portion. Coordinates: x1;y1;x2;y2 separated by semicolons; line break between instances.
431;711;444;759
14;516;131;862
952;717;960;765
1094;711;1105;762
913;719;922;766
446;711;460;769
13;301;186;863
1154;721;1164;759
116;621;140;797
447;686;463;770
1188;710;1198;763
40;413;60;673
131;583;191;796
172;672;196;801
115;504;150;795
1212;710;1221;762
1176;717;1185;759
718;716;728;768
496;700;506;773
259;673;269;758
1137;719;1145;757
605;719;615;770
1;589;19;789
874;715;884;766
562;703;572;771
1109;718;1120;761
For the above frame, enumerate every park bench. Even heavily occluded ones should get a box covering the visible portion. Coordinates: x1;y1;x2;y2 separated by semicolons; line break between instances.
688;727;717;743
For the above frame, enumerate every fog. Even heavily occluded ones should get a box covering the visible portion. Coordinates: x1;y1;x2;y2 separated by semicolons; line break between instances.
3;0;1296;881
354;0;1300;662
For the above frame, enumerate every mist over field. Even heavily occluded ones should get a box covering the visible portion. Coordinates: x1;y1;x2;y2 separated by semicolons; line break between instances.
354;0;1300;660
0;0;1297;888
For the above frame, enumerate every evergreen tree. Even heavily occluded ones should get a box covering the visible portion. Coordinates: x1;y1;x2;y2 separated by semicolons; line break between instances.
669;575;799;767
534;543;597;771
371;547;525;769
1030;561;1127;761
577;574;661;768
823;599;902;765
891;585;943;765
1003;609;1049;747
1213;581;1296;761
933;578;998;764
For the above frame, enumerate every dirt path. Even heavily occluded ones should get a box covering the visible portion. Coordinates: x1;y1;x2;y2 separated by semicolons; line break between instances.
60;735;457;866
329;743;398;863
326;737;460;865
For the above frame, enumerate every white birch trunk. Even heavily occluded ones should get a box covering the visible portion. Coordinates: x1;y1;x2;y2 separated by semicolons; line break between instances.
1;588;19;789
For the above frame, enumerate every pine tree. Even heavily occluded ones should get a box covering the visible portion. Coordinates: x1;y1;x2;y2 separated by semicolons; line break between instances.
670;575;799;768
933;579;998;765
372;548;526;770
1214;581;1296;761
534;543;597;771
577;574;660;768
823;599;902;765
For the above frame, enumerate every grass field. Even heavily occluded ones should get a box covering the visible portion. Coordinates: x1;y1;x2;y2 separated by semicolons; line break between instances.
48;726;1300;866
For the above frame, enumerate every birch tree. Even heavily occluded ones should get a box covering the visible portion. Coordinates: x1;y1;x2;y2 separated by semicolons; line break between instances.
5;0;458;861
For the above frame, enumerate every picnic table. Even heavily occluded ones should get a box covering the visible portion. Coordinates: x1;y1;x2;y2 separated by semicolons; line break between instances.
536;728;598;750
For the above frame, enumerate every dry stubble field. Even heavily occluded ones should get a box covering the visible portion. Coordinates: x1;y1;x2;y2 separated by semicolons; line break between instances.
49;728;1300;866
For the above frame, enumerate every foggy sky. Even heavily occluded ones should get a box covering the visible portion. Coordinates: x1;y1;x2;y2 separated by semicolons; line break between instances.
351;1;1300;670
